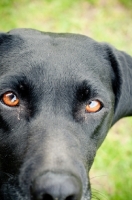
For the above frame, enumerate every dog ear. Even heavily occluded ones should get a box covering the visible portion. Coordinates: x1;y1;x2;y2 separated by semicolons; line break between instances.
103;44;132;125
0;32;8;44
0;32;13;53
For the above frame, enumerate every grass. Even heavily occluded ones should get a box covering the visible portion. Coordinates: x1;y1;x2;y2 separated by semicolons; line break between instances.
0;0;132;199
0;0;132;52
91;117;132;199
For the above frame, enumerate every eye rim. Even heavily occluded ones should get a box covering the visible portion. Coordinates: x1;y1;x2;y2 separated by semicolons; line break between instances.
1;91;20;107
85;99;103;113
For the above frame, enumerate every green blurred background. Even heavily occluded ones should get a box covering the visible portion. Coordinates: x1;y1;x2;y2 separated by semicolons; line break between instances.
0;0;132;199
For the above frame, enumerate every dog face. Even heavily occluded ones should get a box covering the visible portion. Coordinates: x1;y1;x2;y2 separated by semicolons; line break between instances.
0;29;131;200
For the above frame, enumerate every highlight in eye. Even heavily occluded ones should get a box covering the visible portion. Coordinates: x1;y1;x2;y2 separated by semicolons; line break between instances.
2;92;20;107
85;100;102;113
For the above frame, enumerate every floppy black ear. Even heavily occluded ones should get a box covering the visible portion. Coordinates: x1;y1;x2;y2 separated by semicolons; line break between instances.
0;32;13;56
0;32;8;44
104;44;132;125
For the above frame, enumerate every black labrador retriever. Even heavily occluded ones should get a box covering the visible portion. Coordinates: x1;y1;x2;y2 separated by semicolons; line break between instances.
0;28;132;200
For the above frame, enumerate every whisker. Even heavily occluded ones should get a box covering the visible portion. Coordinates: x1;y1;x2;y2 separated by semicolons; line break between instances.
92;188;108;199
90;174;109;200
90;174;108;179
2;172;13;178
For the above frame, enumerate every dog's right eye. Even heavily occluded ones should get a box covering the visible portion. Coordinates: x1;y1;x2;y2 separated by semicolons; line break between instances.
1;92;20;107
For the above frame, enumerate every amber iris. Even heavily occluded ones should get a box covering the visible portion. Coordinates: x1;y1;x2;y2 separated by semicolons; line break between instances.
85;100;102;113
2;92;19;107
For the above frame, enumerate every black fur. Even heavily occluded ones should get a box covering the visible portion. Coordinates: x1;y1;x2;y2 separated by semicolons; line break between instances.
0;28;132;200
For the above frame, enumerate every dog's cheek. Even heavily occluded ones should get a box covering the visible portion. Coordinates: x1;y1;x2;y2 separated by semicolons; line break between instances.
0;116;29;175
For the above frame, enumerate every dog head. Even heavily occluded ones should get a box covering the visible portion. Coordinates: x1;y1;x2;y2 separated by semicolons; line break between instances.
0;29;131;200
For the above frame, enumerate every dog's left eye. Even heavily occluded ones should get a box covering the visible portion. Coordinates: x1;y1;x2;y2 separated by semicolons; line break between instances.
85;100;102;113
2;92;20;107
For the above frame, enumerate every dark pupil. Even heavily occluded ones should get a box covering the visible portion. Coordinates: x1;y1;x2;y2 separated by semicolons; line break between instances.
7;93;17;102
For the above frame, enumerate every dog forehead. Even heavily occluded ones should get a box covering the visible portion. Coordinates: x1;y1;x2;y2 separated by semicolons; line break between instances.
0;29;112;85
5;29;102;62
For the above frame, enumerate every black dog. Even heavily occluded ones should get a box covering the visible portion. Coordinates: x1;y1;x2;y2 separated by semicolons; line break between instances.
0;28;132;200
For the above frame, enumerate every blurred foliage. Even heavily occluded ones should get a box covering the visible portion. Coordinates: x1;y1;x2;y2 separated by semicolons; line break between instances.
120;0;132;7
91;117;132;200
0;0;131;54
0;0;132;7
